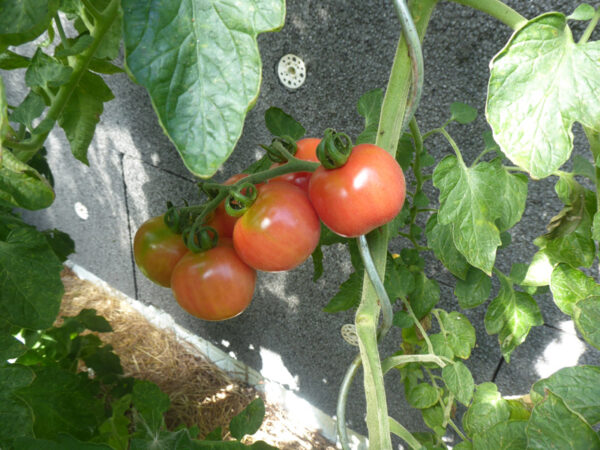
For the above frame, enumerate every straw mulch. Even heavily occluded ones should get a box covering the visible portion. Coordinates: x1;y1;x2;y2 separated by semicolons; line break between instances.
59;268;336;449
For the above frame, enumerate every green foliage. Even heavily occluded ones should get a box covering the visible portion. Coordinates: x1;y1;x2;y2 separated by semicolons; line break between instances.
122;0;285;178
264;107;306;141
356;88;384;144
487;13;600;179
449;102;477;124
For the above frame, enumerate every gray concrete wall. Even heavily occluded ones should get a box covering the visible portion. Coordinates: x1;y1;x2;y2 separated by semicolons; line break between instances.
6;0;600;440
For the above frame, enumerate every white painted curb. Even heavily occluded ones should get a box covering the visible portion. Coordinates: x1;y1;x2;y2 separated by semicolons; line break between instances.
66;260;369;449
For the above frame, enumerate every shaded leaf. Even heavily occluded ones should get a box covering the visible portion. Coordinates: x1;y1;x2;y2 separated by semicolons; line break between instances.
356;88;383;144
454;266;491;309
323;271;362;313
25;49;72;89
487;13;600;179
442;361;474;406
0;149;55;210
0;365;35;447
58;71;114;164
123;0;285;177
550;264;600;315
484;273;543;361
573;155;595;181
229;397;265;440
573;296;600;351
437;310;476;359
55;34;94;57
42;228;74;262
9;92;45;131
472;420;527;450
264;107;305;140
531;365;600;425
0;50;30;70
462;382;510;437
408;271;440;319
0;226;63;329
450;102;477;124
568;4;596;21
14;434;112;450
426;214;469;280
433;156;527;274
0;0;59;47
98;394;131;450
131;379;169;434
406;381;439;409
526;391;600;449
0;318;26;360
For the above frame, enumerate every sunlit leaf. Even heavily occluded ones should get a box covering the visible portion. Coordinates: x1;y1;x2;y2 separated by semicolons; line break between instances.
356;88;383;144
550;264;600;315
487;13;600;179
122;0;285;177
573;296;600;351
442;361;474;406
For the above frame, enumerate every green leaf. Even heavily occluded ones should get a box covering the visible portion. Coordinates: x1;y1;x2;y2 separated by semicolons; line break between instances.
395;133;415;171
408;271;440;319
42;228;74;262
0;226;63;329
433;157;527;274
356;88;383;144
484;273;543;361
264;107;305;140
54;34;94;57
593;211;600;242
0;76;12;150
0;365;35;447
568;4;596;21
573;155;596;181
122;0;285;178
526;391;600;449
405;382;439;409
426;214;469;280
0;50;30;70
9;92;45;131
131;380;170;434
392;310;413;328
0;149;55;210
462;383;510;437
421;405;444;432
323;270;362;313
58;71;114;164
437;310;476;359
531;365;600;425
15;365;105;441
0;319;26;360
539;228;596;268
454;266;491;309
450;102;477;124
25;49;72;89
487;13;600;179
573;296;600;351
98;394;131;450
242;154;272;175
385;255;415;300
15;435;111;449
311;245;324;282
550;264;600;315
521;249;554;286
426;333;455;362
229;397;265;440
88;58;124;74
442;361;474;406
472;420;527;450
0;0;59;47
91;0;122;60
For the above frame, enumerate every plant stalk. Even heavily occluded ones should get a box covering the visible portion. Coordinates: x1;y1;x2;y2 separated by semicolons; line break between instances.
448;0;527;30
584;127;600;222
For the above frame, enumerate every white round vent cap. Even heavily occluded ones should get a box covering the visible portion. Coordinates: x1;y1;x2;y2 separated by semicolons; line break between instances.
277;54;306;89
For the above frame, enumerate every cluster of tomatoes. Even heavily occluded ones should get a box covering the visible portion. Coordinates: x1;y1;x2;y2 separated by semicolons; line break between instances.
134;136;406;321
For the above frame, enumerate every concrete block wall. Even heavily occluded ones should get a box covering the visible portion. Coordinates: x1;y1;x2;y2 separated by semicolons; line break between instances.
5;0;600;439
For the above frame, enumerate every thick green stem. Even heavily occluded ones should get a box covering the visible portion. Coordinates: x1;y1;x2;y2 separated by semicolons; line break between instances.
580;8;600;44
8;0;120;161
389;417;423;449
584;127;600;221
381;354;446;374
448;0;527;30
351;2;437;449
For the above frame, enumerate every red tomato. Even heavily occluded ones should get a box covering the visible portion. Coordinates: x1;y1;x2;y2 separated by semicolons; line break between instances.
170;244;256;321
271;138;321;192
205;173;248;238
308;144;406;237
133;215;188;287
233;181;321;272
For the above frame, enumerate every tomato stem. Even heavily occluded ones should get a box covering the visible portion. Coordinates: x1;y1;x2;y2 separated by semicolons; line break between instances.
448;0;527;30
584;127;600;224
580;8;600;44
389;417;423;449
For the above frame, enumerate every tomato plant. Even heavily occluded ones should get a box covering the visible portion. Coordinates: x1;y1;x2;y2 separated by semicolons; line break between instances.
205;173;248;238
170;242;256;321
271;137;321;191
133;215;188;287
233;180;321;271
309;143;406;237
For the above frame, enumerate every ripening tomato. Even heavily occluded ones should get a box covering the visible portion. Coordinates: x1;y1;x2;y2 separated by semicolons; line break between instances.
308;143;406;237
205;173;248;238
233;181;321;272
170;243;256;321
134;215;188;287
271;138;321;192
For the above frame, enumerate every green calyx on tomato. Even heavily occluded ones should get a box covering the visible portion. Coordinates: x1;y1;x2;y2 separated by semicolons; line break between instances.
308;143;406;238
133;215;188;287
315;129;353;169
233;180;321;272
170;240;256;321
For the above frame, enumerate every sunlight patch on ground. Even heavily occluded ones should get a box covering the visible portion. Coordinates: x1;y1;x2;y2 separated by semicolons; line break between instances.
534;321;586;378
